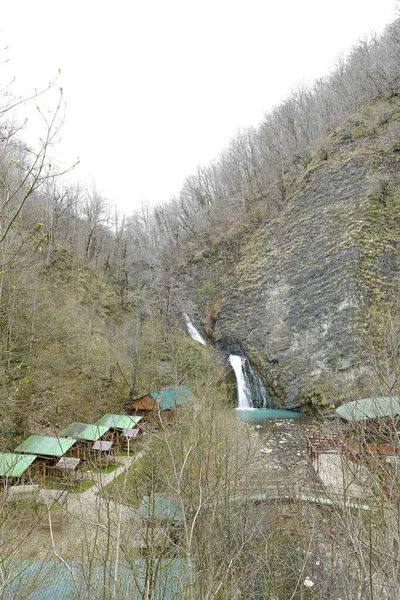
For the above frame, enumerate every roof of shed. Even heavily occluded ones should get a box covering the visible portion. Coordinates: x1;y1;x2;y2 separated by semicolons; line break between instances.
137;494;184;522
150;385;195;410
55;457;81;470
335;396;400;422
123;428;139;439
1;558;190;599
92;440;113;451
14;436;76;457
0;453;37;478
96;414;142;430
59;422;110;441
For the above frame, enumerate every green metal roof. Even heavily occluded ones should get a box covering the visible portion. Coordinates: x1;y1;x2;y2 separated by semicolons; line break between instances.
14;435;76;457
1;558;191;600
150;385;195;410
335;396;400;422
0;453;37;478
96;413;142;430
137;494;184;522
59;422;110;441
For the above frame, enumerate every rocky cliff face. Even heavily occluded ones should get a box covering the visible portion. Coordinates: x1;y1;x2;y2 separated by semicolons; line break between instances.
178;95;400;409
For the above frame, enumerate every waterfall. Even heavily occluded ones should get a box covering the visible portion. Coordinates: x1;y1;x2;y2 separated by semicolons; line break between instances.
229;354;273;409
183;313;207;345
229;355;252;409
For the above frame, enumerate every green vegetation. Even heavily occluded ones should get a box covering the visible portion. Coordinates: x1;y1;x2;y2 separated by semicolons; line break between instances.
101;455;146;505
2;13;400;600
91;462;121;474
43;476;94;494
197;278;216;301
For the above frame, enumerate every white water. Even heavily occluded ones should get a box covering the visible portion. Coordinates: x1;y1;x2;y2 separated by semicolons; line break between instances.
229;355;253;409
183;313;207;345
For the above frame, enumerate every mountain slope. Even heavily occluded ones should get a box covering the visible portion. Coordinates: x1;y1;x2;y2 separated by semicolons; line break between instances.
178;93;400;409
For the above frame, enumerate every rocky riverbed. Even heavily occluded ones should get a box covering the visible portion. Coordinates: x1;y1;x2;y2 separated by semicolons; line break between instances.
253;416;315;473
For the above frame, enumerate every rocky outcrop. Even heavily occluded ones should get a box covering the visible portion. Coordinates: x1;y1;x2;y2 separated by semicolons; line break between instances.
178;95;400;409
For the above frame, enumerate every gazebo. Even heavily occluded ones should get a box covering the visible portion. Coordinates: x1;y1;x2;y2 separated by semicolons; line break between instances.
46;457;83;484
95;414;142;451
0;453;40;487
14;436;78;484
59;423;110;461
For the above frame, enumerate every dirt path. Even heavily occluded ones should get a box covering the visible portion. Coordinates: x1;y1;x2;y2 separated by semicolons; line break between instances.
79;453;142;500
4;453;146;561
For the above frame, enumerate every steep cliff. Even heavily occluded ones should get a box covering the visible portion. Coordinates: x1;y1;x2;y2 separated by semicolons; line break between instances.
178;94;400;409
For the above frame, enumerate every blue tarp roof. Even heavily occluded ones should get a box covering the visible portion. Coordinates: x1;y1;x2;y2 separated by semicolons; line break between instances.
0;558;191;599
150;385;195;410
137;494;184;522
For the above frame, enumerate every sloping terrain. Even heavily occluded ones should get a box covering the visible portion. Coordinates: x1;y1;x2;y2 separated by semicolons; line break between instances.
0;246;130;450
178;94;400;408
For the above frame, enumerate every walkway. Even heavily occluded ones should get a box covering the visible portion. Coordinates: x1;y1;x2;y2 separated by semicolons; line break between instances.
311;450;373;500
79;453;142;500
5;452;146;560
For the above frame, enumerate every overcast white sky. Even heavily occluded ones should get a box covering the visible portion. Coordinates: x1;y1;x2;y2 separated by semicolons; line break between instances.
1;0;398;214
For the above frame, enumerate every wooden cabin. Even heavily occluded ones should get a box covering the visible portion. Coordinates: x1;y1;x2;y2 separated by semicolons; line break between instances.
0;453;42;488
308;396;400;501
58;423;110;462
0;557;191;597
123;385;195;428
336;396;400;431
95;414;142;451
14;436;78;484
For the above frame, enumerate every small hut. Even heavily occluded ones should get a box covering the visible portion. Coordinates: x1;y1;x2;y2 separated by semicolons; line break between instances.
308;396;400;501
0;453;41;488
123;385;195;427
95;414;142;451
14;436;78;484
58;423;110;462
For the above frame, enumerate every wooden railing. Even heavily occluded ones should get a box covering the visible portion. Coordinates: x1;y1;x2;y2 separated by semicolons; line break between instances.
307;430;343;463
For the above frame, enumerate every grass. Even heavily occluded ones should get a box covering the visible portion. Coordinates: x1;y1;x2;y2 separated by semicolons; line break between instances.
73;478;95;493
90;462;121;474
43;476;94;494
100;456;146;506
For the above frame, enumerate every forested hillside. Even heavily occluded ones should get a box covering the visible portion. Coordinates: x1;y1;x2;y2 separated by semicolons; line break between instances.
0;90;221;448
2;12;400;600
1;16;400;434
164;16;400;409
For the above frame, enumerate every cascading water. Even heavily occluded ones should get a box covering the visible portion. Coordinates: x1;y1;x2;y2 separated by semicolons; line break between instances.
229;355;252;409
229;354;274;409
183;313;207;345
182;314;280;414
